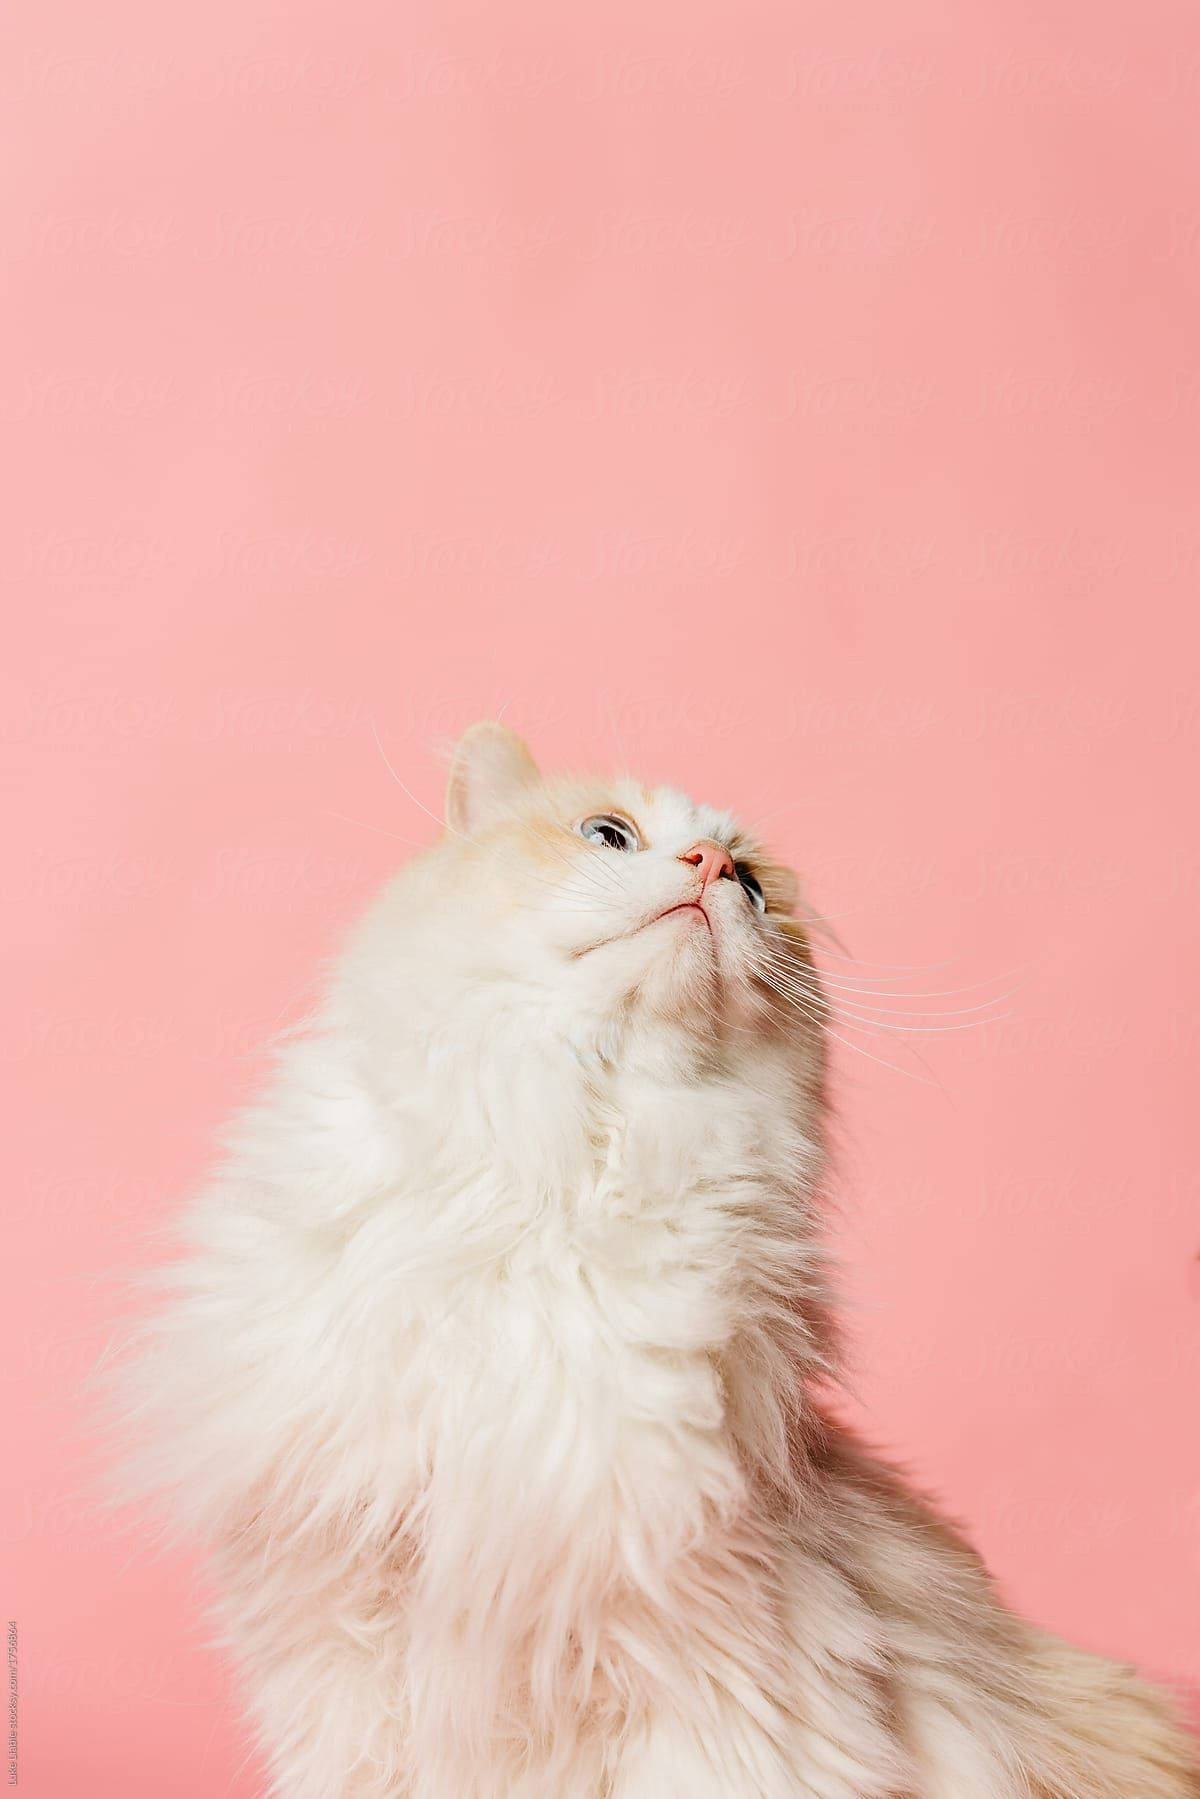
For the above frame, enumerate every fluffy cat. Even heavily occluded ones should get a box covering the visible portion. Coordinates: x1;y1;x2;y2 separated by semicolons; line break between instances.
118;722;1198;1797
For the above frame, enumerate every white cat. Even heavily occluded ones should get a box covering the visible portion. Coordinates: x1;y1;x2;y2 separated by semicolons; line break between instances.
118;722;1198;1797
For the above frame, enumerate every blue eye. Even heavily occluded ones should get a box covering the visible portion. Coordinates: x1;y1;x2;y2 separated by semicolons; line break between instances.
579;814;639;852
734;863;765;912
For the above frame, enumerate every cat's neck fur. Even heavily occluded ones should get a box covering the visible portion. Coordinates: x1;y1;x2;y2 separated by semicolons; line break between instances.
260;993;833;1504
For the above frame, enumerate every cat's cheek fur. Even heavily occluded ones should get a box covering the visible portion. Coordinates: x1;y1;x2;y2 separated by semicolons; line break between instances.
110;729;1200;1799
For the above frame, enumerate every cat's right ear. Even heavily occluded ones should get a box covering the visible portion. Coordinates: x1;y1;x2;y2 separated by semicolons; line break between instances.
445;721;540;835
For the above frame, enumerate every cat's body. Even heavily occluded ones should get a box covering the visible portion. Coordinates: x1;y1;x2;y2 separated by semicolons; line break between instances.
121;725;1198;1797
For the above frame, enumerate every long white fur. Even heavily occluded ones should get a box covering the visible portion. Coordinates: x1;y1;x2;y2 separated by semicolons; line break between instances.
115;724;1198;1797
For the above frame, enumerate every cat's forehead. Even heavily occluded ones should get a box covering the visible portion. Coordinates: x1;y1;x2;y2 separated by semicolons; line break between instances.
603;779;745;852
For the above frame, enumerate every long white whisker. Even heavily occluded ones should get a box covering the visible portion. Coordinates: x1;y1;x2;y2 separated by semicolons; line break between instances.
824;1006;1014;1036
754;953;1013;1036
369;715;449;833
325;810;427;850
807;945;958;974
769;980;1011;1030
754;971;939;1088
759;943;1020;1006
756;959;1017;1020
813;968;1021;1001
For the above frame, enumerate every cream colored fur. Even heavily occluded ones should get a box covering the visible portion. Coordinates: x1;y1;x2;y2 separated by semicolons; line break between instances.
117;724;1198;1797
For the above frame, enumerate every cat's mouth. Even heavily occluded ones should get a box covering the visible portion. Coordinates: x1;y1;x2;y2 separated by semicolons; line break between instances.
656;901;712;935
570;900;713;959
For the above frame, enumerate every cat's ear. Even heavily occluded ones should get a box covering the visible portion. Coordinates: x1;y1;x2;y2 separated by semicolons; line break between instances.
445;722;540;834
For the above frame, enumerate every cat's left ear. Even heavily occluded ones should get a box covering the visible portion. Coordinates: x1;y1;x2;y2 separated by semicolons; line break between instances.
446;721;540;834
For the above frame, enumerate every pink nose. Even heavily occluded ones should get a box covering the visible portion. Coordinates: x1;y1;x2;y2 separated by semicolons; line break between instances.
679;838;735;889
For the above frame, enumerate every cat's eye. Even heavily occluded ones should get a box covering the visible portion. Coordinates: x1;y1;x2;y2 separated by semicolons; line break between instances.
579;813;640;852
735;863;766;912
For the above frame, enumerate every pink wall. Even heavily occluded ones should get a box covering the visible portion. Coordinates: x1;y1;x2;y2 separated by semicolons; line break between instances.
5;0;1199;1789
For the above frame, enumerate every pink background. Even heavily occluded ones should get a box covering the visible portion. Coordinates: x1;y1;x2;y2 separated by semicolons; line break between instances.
4;0;1199;1789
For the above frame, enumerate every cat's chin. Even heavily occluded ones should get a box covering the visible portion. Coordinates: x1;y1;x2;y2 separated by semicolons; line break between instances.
618;905;728;1021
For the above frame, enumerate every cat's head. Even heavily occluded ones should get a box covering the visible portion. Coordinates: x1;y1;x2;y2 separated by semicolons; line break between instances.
343;723;823;1104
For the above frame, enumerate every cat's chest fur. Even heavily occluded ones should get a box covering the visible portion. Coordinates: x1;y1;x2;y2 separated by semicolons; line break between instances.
358;1049;820;1514
398;1038;807;1307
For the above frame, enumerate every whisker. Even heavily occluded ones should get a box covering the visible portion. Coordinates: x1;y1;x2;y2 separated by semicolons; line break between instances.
325;810;427;850
808;944;958;974
758;942;1020;1007
813;968;1020;1001
754;951;1014;1036
754;971;940;1088
369;715;450;834
756;961;1017;1020
824;1006;1014;1037
795;903;866;927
